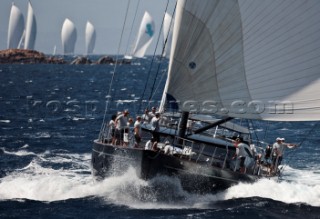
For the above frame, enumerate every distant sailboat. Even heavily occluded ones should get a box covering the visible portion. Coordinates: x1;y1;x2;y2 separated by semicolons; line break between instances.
85;21;96;55
126;11;155;59
61;18;77;55
53;45;57;56
7;3;25;49
24;1;37;50
162;12;173;58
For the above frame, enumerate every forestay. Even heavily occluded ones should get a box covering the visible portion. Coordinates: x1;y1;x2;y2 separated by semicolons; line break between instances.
164;0;320;121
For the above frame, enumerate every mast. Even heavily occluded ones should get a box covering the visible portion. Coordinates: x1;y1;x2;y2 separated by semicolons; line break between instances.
177;111;189;139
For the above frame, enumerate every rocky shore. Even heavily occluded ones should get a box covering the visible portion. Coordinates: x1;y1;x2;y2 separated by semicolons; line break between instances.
0;49;66;64
0;49;131;65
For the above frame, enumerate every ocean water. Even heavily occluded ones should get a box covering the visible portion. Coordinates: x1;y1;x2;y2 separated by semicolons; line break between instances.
0;57;320;219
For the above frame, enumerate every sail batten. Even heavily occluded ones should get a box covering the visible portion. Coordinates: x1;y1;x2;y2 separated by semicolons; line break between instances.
164;0;320;121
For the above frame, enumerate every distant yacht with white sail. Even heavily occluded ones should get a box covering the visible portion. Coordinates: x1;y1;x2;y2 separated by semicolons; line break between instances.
24;1;37;50
162;12;173;58
7;3;25;49
85;21;96;55
61;18;77;55
125;11;155;59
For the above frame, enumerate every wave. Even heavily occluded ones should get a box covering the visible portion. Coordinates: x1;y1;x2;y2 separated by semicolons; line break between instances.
0;150;319;208
71;117;86;121
1;147;36;157
23;132;51;139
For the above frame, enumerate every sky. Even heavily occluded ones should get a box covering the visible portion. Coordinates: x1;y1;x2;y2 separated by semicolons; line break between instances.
0;0;176;55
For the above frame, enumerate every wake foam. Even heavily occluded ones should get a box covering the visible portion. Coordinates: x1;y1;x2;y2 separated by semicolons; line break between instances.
0;148;319;208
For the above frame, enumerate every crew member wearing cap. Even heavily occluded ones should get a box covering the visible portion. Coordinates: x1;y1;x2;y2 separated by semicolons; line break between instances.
271;137;296;174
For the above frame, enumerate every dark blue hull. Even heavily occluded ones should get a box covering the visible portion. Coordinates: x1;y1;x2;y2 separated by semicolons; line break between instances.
92;140;258;194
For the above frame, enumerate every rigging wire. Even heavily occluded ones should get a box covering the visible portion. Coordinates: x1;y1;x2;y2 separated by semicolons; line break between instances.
263;121;270;143
98;0;132;140
136;0;171;114
124;0;141;56
147;2;177;108
248;120;261;146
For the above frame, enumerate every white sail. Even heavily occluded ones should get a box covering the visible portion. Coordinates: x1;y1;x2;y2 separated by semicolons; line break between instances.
162;12;173;58
131;11;155;58
17;29;25;49
61;18;77;55
85;21;96;55
53;45;57;55
164;0;320;121
7;3;25;49
24;1;37;50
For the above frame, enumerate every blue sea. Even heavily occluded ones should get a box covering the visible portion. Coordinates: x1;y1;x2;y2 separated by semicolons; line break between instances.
0;57;319;219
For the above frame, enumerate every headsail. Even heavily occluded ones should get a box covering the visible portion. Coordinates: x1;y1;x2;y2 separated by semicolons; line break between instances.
85;21;96;55
7;3;25;49
131;11;155;58
24;1;37;50
61;18;77;55
164;0;320;121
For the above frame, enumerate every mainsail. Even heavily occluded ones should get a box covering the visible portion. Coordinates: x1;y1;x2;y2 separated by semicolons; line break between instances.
24;1;37;50
162;12;173;58
85;21;96;55
131;11;155;58
61;18;77;55
164;0;320;121
7;3;25;49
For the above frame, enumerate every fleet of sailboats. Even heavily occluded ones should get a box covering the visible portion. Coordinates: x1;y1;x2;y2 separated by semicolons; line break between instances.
4;2;164;57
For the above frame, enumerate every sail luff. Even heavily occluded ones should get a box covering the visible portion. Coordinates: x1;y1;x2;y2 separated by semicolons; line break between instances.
165;0;320;121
